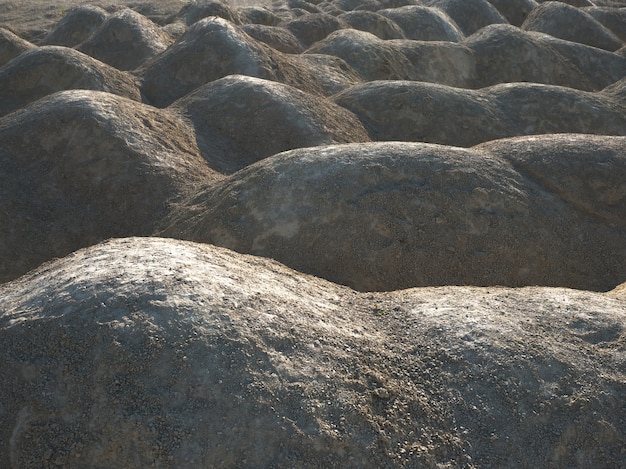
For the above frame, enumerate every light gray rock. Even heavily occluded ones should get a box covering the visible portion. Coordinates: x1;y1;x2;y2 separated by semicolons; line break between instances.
423;0;508;36
42;5;107;47
0;90;219;283
522;1;623;51
334;80;626;145
337;11;406;40
378;5;464;41
171;75;370;173
1;237;624;467
77;9;173;71
0;46;140;117
0;27;35;67
160;136;626;292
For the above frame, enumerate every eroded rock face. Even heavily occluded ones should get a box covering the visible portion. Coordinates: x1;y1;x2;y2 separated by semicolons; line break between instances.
337;11;406;40
522;1;623;51
584;6;626;42
77;9;173;70
160;137;626;292
1;237;624;467
424;0;507;36
281;13;348;48
241;23;304;53
377;5;464;41
175;0;242;25
0;90;220;283
0;28;35;67
0;46;140;117
171;75;370;173
466;24;626;90
42;5;108;47
487;0;538;27
334;80;626;145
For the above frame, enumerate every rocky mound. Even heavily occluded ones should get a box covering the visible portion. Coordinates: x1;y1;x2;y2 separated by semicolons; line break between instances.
139;16;361;107
1;1;626;467
377;5;464;41
77;8;173;71
334;80;626;145
160;136;626;292
0;27;35;67
42;5;108;47
522;1;623;51
0;90;220;283
0;46;140;117
171;75;370;173
0;237;624;467
423;0;507;36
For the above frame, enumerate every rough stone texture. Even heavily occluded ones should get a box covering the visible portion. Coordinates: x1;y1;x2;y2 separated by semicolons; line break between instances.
466;24;626;90
160;137;626;292
0;90;220;283
2;237;624;467
584;6;626;42
77;8;173;70
522;1;623;52
281;12;348;48
140;17;360;107
242;23;304;52
174;0;243;25
238;6;283;25
334;80;626;146
377;5;464;41
391;40;477;87
487;0;538;26
423;0;508;36
42;5;108;47
171;75;370;173
337;11;406;40
306;29;416;80
0;27;35;67
0;46;141;117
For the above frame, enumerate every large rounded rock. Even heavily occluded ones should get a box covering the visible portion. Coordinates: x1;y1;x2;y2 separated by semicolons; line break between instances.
0;90;219;283
0;46;140;117
160;137;626;292
42;5;108;47
140;17;358;106
241;24;304;53
390;40;477;87
77;9;173;71
522;1;623;52
487;0;538;26
466;24;626;90
171;75;370;173
238;6;283;26
1;237;624;467
584;6;626;43
337;11;406;40
378;5;464;41
281;13;348;48
175;0;242;25
306;29;416;80
335;80;508;145
424;0;508;36
0;27;35;67
335;81;626;145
